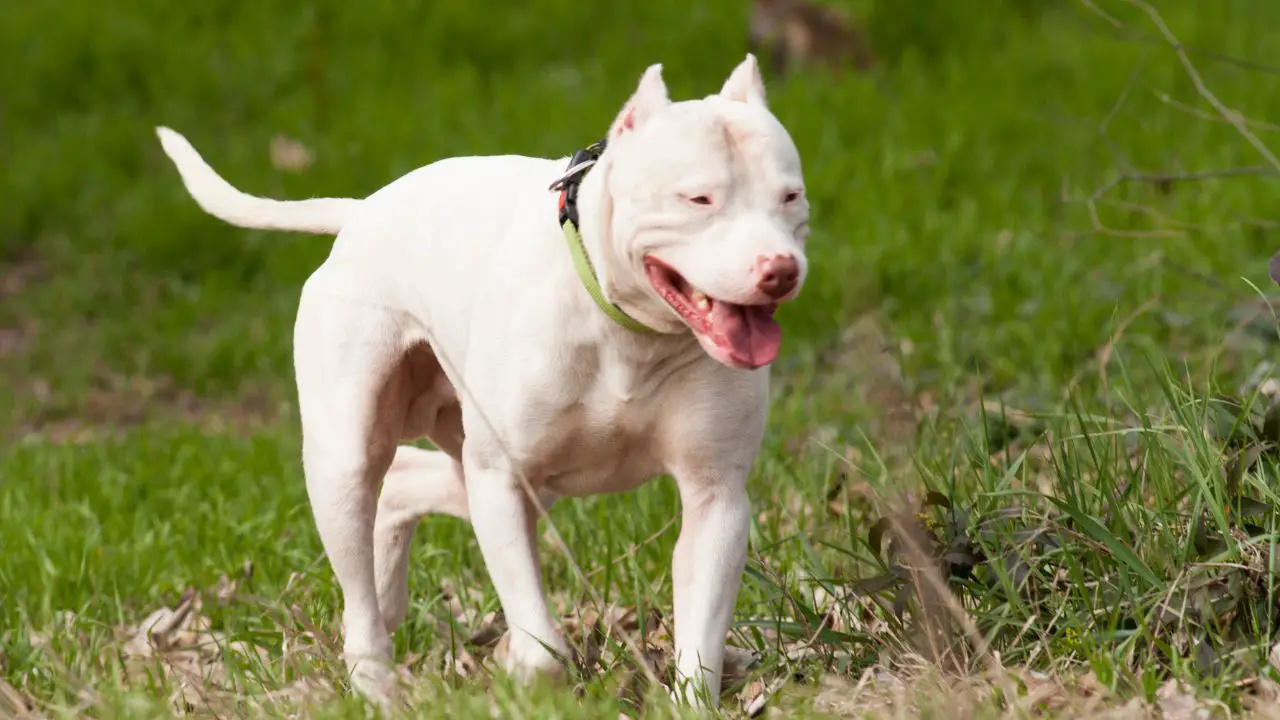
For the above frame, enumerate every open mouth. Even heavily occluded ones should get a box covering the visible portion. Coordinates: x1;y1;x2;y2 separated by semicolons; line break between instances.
643;256;783;370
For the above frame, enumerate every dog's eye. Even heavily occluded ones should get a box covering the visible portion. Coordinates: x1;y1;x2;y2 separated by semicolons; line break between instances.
687;195;713;206
782;190;802;204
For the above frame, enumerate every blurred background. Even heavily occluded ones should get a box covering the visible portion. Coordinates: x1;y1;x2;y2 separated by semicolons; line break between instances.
2;0;1277;440
5;1;1280;715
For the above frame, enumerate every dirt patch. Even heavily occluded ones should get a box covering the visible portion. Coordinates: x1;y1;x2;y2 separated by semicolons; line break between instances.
11;373;290;445
0;252;44;363
0;251;46;298
0;321;35;359
0;249;289;443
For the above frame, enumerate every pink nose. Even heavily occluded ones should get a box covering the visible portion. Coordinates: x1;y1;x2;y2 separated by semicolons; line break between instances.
755;254;799;299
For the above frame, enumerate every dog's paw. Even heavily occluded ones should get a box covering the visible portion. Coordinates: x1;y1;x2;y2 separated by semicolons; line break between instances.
667;676;719;711
494;629;570;684
346;653;405;712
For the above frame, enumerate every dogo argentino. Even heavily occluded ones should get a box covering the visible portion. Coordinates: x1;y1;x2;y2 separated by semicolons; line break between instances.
154;54;810;708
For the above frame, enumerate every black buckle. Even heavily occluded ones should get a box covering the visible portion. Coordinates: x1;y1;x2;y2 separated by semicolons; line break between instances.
548;139;607;193
551;138;607;228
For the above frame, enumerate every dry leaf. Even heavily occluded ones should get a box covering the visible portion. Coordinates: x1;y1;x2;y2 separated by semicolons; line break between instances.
467;610;507;649
1244;676;1280;716
214;573;238;603
0;678;34;717
741;678;769;717
1155;679;1210;720
111;586;282;713
269;134;314;173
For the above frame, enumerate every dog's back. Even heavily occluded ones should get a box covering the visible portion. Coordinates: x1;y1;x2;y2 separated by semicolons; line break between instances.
748;0;875;77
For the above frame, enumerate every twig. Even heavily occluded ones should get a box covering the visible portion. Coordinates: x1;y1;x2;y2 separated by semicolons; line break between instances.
0;678;38;719
1077;0;1122;28
1092;198;1191;228
1080;166;1280;238
1150;88;1280;134
1117;0;1280;173
1089;166;1280;202
1097;52;1148;171
1073;1;1280;241
1076;0;1280;77
1234;214;1280;230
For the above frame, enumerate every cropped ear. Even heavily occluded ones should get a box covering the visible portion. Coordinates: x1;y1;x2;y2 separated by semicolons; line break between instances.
720;53;767;106
609;64;671;140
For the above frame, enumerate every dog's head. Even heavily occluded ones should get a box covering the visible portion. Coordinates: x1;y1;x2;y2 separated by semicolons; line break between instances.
596;55;810;371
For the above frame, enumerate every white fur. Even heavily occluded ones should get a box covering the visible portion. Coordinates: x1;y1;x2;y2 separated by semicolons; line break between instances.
155;127;359;235
155;54;809;710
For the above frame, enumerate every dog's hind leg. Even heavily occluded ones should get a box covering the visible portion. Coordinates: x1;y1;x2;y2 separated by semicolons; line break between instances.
292;276;412;708
374;445;560;634
373;446;466;633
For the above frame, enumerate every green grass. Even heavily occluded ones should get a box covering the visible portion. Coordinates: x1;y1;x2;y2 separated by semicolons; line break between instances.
4;0;1280;717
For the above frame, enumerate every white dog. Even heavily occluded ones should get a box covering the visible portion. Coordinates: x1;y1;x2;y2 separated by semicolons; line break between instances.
154;54;810;709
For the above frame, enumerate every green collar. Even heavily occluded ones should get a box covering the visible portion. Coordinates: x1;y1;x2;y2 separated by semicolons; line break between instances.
559;215;660;335
550;140;662;335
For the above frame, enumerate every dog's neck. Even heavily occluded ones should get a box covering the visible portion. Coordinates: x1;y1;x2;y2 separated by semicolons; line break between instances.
561;151;714;391
572;155;685;338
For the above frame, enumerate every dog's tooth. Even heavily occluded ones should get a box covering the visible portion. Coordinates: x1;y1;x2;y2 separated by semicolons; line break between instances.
693;291;712;312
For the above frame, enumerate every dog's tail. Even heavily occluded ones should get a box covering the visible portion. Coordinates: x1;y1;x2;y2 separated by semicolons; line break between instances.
155;126;359;235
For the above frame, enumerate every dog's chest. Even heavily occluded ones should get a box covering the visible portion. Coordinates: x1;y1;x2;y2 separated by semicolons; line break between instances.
517;356;681;497
532;387;665;498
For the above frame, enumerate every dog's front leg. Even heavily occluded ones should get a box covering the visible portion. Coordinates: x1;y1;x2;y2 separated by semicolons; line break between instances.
669;472;752;707
464;460;571;681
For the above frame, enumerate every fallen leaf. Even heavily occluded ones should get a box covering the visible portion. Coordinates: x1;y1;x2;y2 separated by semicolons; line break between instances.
269;134;314;173
741;678;769;717
467;610;507;649
257;676;335;708
1156;679;1210;720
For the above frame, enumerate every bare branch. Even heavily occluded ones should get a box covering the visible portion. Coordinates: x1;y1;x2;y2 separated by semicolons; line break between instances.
1117;0;1280;173
1089;166;1280;202
1150;89;1280;134
1076;0;1280;77
1097;51;1148;172
1078;166;1280;238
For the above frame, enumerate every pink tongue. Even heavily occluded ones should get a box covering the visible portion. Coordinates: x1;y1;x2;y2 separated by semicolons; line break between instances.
709;301;782;367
